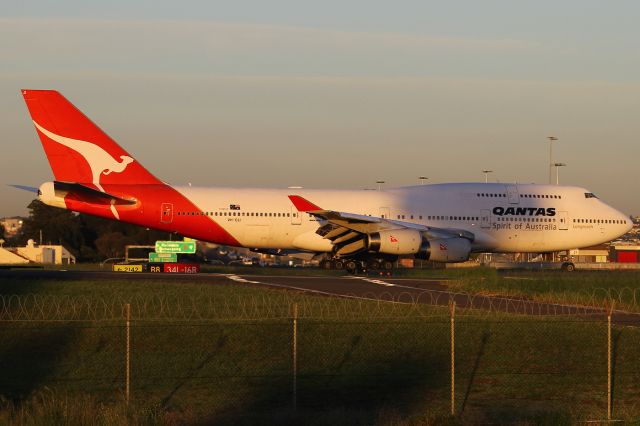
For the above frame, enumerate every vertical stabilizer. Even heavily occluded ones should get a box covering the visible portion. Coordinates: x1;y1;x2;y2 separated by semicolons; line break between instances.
21;89;161;189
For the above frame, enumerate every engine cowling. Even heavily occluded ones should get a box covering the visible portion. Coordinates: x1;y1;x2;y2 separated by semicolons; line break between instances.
38;182;67;209
368;229;426;255
368;229;472;263
417;237;471;263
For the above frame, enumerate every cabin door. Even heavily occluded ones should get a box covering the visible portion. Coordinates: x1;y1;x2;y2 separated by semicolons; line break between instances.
291;206;302;225
557;211;569;230
506;185;519;204
480;209;491;229
161;203;173;224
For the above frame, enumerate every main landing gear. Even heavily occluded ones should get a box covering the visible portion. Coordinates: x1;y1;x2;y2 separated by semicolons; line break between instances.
320;258;395;275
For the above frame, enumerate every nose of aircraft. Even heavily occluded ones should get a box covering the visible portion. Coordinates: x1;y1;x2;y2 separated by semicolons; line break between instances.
614;207;633;235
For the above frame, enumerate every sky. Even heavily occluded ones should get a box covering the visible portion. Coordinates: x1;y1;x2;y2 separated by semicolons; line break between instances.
1;1;639;216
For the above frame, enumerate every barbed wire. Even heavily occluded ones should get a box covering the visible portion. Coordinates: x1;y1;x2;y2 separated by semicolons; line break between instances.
0;288;639;321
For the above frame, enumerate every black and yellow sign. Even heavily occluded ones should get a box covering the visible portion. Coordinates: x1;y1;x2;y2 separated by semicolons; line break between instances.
113;264;143;272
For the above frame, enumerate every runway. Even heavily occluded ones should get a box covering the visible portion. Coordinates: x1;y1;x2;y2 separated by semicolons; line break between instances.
2;269;638;324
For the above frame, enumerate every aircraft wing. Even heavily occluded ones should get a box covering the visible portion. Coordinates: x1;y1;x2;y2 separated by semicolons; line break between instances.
288;195;474;255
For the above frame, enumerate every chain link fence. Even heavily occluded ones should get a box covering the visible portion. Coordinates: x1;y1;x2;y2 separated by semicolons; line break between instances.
0;293;639;424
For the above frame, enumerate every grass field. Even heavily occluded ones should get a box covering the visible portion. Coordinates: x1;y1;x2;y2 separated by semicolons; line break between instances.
432;268;640;313
0;275;639;424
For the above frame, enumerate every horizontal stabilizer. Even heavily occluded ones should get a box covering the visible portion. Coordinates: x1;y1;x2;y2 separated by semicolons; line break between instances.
9;184;39;193
54;181;136;206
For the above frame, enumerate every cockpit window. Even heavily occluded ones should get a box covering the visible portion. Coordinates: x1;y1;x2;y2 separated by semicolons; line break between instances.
584;192;598;199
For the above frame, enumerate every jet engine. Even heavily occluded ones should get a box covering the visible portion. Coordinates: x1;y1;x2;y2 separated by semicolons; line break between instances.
416;237;471;262
368;229;425;255
368;229;471;262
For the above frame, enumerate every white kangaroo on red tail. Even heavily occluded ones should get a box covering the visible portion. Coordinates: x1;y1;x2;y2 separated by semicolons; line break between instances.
32;120;134;219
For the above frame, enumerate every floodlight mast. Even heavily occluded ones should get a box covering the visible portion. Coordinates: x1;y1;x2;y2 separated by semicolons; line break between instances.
554;162;566;185
547;136;558;184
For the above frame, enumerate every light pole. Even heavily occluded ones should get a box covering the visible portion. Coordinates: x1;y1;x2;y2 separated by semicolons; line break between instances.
376;180;385;191
418;176;428;185
554;162;566;185
482;170;493;183
547;136;558;184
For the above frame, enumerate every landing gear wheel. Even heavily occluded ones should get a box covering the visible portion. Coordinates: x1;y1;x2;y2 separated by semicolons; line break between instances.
345;260;358;274
562;262;575;272
333;260;344;270
321;260;333;270
369;261;380;270
382;261;394;270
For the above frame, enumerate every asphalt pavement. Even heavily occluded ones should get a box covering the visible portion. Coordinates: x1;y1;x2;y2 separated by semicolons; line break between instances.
1;269;638;324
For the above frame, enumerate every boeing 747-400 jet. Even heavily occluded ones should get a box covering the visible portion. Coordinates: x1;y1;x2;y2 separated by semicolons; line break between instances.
17;90;632;272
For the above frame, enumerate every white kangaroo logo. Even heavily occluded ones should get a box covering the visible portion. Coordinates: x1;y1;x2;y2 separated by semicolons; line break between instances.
33;121;134;220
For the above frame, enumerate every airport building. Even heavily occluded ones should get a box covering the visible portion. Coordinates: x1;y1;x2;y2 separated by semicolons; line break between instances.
609;245;640;263
567;245;610;263
0;239;76;265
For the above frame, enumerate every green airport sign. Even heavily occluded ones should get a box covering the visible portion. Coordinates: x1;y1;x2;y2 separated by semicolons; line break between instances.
149;252;178;263
155;241;196;254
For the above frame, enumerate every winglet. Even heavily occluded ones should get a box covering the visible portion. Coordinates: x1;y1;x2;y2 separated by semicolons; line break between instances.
288;195;322;212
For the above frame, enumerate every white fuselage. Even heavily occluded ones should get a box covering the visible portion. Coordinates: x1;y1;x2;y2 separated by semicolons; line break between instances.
174;182;631;253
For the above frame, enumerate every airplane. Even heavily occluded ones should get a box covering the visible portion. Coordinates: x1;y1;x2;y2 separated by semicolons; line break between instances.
16;89;632;272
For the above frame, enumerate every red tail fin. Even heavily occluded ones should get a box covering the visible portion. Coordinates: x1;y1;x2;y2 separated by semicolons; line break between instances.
21;89;161;189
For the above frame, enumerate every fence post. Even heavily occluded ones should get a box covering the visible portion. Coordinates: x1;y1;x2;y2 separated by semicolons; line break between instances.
292;302;298;411
125;303;131;405
607;301;614;421
450;300;456;416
